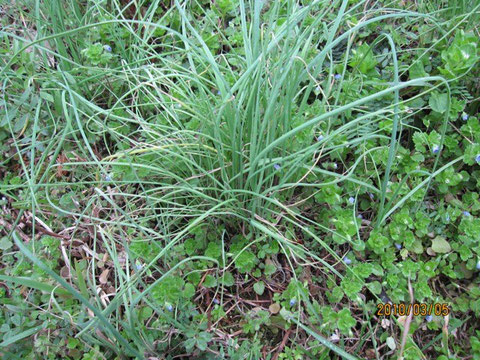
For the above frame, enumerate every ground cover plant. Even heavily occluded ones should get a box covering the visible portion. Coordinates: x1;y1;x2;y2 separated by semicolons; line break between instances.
1;0;480;358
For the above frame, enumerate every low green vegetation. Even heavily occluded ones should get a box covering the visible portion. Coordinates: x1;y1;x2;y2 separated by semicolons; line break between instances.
1;0;480;359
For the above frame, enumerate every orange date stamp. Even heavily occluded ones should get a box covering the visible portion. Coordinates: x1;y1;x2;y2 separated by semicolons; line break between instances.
376;303;450;317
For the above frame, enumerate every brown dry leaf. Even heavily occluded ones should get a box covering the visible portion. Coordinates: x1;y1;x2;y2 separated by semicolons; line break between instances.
269;303;281;314
60;266;71;279
99;269;110;284
265;258;275;267
106;285;116;295
445;193;455;203
365;348;376;359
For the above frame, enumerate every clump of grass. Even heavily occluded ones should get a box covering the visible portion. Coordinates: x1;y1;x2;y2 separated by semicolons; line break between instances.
1;0;479;358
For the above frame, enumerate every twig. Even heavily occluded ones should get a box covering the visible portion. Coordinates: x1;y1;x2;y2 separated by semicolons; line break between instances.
0;218;30;242
27;214;70;239
272;329;292;360
398;277;414;360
